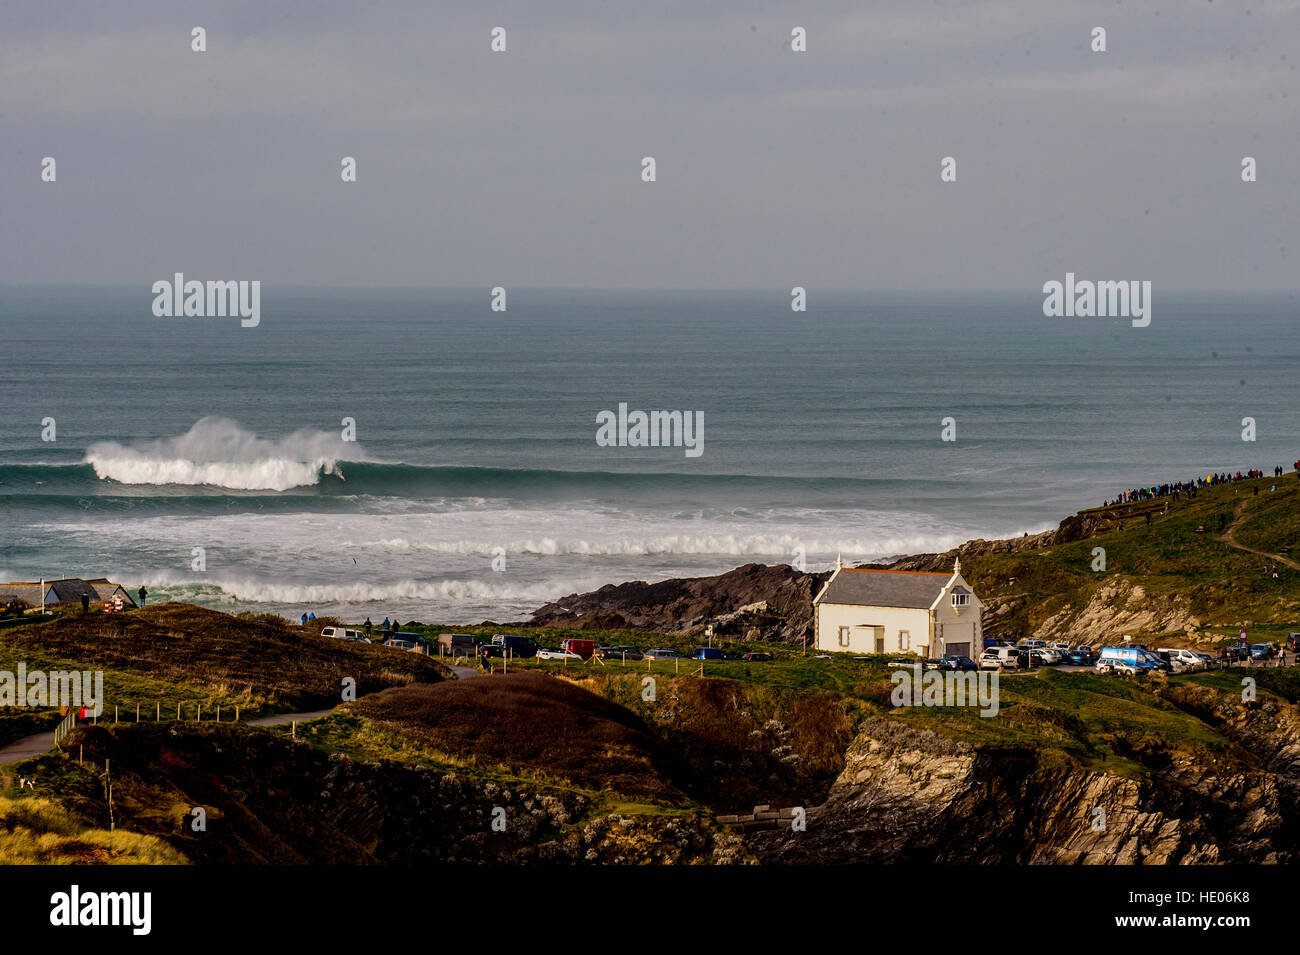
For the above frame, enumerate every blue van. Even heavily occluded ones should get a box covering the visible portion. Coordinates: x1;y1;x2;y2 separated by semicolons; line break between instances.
693;647;728;661
1097;645;1168;674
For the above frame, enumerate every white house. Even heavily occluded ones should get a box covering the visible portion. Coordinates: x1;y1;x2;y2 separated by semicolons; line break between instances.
813;558;983;658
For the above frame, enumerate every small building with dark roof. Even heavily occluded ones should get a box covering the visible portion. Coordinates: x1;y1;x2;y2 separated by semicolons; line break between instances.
2;578;137;610
813;558;983;658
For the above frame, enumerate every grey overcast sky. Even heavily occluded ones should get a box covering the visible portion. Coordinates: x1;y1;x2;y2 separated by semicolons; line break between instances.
2;0;1298;289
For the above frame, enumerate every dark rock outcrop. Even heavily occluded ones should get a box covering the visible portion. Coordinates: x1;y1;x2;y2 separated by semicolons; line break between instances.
531;562;828;644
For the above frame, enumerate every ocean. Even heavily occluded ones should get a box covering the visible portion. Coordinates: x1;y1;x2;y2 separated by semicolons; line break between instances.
2;285;1296;623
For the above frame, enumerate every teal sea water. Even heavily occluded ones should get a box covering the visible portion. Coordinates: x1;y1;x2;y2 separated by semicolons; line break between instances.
2;286;1296;621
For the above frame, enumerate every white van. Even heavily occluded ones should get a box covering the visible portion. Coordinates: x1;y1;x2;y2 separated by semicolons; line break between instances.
979;646;1021;670
1156;648;1203;672
321;626;367;642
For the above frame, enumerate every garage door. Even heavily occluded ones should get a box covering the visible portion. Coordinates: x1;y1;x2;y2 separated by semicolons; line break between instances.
946;642;970;657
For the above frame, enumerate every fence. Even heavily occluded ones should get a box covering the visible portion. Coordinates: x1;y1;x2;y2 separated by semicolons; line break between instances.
53;709;78;745
56;702;247;731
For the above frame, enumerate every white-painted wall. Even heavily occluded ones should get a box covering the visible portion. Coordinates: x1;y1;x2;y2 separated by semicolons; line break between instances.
813;569;985;657
931;573;984;657
815;602;932;655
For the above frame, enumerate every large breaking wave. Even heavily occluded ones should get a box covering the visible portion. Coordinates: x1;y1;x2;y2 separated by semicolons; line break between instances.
82;417;360;491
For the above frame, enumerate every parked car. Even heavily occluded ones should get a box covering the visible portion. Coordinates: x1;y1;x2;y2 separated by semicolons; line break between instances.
979;647;1020;670
741;652;773;662
385;632;421;650
478;643;505;658
888;658;920;669
1019;639;1047;651
537;647;582;661
596;645;643;660
645;648;687;661
321;626;366;641
924;654;978;672
692;647;728;661
1196;652;1219;669
1156;647;1205;672
1289;633;1300;652
1027;648;1056;667
1222;645;1252;663
1066;648;1095;666
1250;643;1275;662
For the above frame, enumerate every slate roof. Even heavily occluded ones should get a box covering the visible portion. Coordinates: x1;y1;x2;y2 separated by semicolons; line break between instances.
10;578;139;607
0;583;46;606
816;568;952;609
47;579;102;603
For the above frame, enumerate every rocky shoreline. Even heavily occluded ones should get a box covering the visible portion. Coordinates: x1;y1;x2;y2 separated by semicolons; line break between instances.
529;504;1119;644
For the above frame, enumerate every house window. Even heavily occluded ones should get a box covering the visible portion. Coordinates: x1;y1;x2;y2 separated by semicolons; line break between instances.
952;592;970;608
899;630;910;651
838;626;850;647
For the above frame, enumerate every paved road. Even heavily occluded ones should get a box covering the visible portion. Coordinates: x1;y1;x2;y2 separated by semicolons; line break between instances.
0;731;57;765
244;708;336;727
0;670;466;766
0;707;339;766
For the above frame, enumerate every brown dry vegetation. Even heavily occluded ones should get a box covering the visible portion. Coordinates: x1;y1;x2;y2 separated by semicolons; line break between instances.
2;603;448;710
0;795;186;865
351;672;689;803
626;676;854;810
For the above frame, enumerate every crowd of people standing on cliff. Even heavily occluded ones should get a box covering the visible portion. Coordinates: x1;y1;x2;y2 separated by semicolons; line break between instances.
1103;465;1294;509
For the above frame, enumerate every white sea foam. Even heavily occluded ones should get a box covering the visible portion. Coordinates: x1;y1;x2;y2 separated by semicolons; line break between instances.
84;417;361;491
140;574;606;607
337;532;972;558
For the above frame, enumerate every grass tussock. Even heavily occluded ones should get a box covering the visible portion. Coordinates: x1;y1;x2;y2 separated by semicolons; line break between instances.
0;795;187;864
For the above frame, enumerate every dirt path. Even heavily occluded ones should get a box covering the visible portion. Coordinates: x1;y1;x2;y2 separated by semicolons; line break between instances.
1219;500;1300;571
